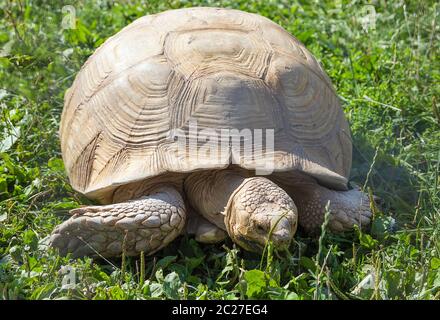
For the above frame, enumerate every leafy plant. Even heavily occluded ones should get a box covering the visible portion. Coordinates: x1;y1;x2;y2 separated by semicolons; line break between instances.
0;0;438;300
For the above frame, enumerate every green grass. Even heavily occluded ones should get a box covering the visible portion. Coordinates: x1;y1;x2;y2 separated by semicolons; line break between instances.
0;0;439;300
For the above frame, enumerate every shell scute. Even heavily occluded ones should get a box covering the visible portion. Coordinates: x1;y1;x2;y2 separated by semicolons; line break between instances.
60;8;351;200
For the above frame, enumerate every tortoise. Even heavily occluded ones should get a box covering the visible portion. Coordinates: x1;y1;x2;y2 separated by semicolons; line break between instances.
49;7;373;258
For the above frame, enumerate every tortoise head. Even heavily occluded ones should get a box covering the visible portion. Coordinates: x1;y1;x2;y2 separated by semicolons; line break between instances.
225;177;298;252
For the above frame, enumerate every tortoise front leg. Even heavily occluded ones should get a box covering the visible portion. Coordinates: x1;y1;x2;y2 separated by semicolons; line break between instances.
285;183;373;234
186;207;228;244
49;187;186;258
321;187;373;233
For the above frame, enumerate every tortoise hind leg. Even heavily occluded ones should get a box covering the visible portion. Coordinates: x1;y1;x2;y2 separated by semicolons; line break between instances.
49;186;186;258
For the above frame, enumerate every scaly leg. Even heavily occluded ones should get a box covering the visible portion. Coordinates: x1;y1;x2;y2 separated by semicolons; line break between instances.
288;184;372;234
49;186;186;258
186;207;227;244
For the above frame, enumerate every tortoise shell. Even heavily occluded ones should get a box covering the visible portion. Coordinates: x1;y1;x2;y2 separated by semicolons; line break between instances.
60;7;352;201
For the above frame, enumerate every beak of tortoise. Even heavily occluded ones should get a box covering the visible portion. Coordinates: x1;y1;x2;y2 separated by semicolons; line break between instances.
268;216;296;249
233;215;297;253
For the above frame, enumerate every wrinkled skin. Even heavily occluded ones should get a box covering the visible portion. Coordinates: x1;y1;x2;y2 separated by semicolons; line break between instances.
50;168;372;258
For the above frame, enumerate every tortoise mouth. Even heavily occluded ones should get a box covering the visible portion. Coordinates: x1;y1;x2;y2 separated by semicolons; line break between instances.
234;233;293;253
234;234;265;253
227;216;296;253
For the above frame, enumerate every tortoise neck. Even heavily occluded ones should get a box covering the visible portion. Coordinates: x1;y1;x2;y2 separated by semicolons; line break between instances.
184;170;247;231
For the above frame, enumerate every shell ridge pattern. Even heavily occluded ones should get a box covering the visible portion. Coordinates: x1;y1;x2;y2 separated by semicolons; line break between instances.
61;8;351;197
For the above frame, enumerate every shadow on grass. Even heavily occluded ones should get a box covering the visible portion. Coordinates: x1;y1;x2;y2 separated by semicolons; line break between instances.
351;133;419;222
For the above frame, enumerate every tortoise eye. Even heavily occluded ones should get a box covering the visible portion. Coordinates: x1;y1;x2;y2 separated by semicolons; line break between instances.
255;222;268;233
